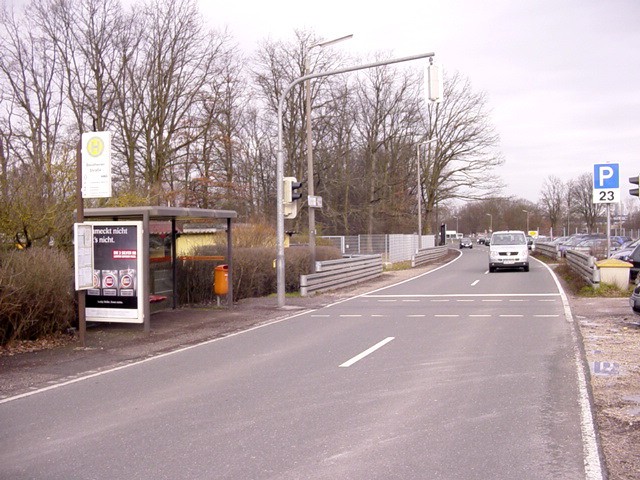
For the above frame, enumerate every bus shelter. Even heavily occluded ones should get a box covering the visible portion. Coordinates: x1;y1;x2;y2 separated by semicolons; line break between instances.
81;206;237;333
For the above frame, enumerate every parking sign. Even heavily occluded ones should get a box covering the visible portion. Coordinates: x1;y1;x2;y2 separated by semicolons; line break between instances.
593;163;620;203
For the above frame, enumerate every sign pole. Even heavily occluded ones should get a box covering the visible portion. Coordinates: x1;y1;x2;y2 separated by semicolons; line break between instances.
607;205;611;258
76;140;86;347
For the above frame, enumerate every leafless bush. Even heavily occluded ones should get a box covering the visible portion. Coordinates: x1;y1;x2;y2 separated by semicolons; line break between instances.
177;245;341;304
0;248;75;345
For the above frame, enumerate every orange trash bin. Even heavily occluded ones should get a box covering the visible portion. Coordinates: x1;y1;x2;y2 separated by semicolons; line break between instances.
214;264;229;296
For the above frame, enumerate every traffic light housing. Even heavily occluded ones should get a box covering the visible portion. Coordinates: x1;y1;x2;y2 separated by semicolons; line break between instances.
630;175;640;197
283;176;303;219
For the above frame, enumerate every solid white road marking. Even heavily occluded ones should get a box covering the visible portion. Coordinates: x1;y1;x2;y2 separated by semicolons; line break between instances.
339;337;395;368
365;293;560;298
536;258;604;480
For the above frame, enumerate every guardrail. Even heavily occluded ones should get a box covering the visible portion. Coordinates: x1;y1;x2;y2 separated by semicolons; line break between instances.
566;249;600;286
534;242;560;260
411;246;450;267
300;255;383;296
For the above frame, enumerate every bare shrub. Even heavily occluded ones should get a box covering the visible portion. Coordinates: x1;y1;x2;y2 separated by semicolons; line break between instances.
176;244;342;304
0;248;75;345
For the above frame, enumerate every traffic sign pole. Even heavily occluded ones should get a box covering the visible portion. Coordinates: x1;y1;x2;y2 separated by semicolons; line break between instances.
593;163;620;258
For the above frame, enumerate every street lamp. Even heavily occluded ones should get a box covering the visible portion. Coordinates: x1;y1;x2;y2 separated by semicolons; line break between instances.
486;213;492;233
416;138;437;249
453;215;459;234
276;51;436;307
306;34;353;274
522;209;530;232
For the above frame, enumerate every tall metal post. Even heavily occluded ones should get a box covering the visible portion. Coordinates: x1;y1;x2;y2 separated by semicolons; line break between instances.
416;138;437;248
305;35;352;274
276;52;436;307
416;143;422;249
75;141;86;347
305;67;317;272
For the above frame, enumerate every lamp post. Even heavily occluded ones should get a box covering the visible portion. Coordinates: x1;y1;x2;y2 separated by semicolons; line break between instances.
486;213;492;233
416;138;437;249
453;216;459;235
276;51;436;307
522;209;530;232
306;34;353;274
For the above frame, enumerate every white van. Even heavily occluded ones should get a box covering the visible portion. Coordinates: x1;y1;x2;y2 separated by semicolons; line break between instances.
488;230;529;272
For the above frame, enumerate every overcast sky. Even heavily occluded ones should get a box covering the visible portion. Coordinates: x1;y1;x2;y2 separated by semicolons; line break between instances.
200;0;640;204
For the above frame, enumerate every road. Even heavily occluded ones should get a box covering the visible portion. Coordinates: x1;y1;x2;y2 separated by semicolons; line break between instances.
0;246;600;479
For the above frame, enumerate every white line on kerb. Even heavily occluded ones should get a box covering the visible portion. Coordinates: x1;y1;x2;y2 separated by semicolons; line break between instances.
339;337;395;368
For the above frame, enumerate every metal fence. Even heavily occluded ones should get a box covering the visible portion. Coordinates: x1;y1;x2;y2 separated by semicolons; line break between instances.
322;234;436;263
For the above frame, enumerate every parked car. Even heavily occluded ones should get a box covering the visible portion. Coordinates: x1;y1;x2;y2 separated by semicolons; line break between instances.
488;230;529;272
459;237;473;249
611;238;640;261
557;234;605;257
630;280;640;315
612;235;632;246
551;236;570;246
574;238;622;260
615;243;640;281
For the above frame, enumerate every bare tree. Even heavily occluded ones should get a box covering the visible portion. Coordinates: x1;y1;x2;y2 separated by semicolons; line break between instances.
135;0;229;203
539;175;566;235
314;78;359;234
0;6;72;247
572;172;603;232
33;0;123;133
422;72;504;232
185;39;248;211
352;63;422;235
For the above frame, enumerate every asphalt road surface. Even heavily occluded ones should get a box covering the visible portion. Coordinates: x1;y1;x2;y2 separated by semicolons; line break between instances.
0;247;601;479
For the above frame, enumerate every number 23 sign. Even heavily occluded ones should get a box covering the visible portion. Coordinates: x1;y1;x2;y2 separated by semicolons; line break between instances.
593;163;620;204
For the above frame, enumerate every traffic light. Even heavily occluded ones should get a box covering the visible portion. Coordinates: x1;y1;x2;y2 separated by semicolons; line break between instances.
426;60;443;103
630;175;640;197
283;176;303;219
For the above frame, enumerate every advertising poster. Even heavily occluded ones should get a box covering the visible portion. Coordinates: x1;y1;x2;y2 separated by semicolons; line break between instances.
86;221;144;323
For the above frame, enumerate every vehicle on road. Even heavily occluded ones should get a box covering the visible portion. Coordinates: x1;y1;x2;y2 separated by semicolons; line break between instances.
488;230;529;272
459;237;473;249
526;235;534;250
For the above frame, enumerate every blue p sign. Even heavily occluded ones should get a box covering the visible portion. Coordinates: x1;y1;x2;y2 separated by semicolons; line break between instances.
594;164;619;189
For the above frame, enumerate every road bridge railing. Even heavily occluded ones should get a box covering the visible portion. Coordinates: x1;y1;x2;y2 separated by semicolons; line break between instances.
534;242;560;261
566;249;600;286
411;246;450;268
300;255;383;296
